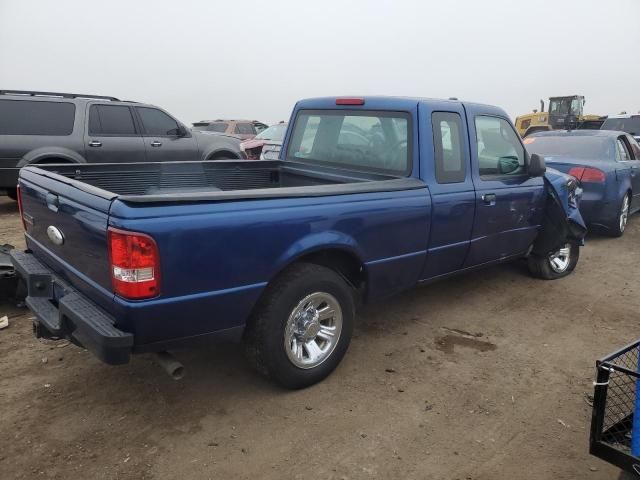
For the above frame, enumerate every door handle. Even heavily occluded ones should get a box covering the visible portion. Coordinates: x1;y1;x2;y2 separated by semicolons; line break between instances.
482;193;496;205
46;193;59;213
150;141;162;147
88;140;102;148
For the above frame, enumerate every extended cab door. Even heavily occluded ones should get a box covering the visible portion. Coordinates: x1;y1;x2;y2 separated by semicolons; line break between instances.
85;103;146;162
419;102;475;279
464;107;545;267
134;106;199;162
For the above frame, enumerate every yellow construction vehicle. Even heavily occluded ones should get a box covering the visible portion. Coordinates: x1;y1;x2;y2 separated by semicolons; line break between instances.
515;95;604;137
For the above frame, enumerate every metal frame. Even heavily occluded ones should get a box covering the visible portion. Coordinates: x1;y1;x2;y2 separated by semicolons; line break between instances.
590;339;640;475
0;90;119;101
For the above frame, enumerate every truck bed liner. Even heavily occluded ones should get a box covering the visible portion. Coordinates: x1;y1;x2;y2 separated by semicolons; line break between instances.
21;160;426;203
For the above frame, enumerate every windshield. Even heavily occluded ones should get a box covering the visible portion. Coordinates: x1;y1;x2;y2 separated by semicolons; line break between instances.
524;135;615;160
602;117;640;136
286;110;410;174
256;123;287;141
549;98;582;116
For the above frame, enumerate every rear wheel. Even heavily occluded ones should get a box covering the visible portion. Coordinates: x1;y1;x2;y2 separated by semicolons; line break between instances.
243;263;355;389
607;193;631;237
528;243;579;280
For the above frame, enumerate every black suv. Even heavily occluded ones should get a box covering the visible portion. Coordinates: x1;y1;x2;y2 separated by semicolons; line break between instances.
0;90;245;199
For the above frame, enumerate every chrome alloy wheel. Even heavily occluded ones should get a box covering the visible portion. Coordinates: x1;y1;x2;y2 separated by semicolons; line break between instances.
620;194;630;233
548;244;571;273
284;292;343;369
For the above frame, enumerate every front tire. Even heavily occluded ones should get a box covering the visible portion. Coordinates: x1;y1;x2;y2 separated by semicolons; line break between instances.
243;263;355;389
528;243;579;280
607;193;631;238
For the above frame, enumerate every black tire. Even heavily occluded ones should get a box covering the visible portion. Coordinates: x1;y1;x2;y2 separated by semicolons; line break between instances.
528;243;580;280
606;192;631;238
209;151;238;160
6;188;17;201
619;471;638;479
243;263;355;389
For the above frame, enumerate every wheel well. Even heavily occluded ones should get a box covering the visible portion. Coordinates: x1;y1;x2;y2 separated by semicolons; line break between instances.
208;151;239;160
32;157;72;164
292;249;366;291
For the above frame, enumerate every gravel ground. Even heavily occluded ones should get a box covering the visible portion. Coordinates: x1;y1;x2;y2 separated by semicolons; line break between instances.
1;195;637;479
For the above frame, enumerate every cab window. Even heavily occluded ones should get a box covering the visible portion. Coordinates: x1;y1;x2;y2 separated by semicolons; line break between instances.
475;116;525;178
432;112;465;183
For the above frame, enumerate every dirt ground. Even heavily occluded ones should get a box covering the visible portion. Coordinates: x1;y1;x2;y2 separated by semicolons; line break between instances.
1;195;637;480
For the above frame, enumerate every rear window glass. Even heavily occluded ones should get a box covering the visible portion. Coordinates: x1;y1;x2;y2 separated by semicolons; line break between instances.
0;100;75;136
286;110;410;174
525;135;615;161
602;117;640;136
89;105;136;135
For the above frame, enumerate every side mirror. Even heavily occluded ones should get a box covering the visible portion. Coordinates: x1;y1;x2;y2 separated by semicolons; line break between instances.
529;153;546;177
168;125;188;137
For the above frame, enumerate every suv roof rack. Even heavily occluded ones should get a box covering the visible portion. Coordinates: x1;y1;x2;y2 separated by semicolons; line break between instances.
0;90;120;101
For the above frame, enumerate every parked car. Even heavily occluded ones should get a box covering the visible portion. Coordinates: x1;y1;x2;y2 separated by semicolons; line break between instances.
240;122;287;160
525;130;640;236
0;90;245;200
601;114;640;143
192;119;268;139
11;96;585;389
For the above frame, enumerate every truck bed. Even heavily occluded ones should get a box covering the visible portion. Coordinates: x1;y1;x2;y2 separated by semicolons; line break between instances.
24;160;424;203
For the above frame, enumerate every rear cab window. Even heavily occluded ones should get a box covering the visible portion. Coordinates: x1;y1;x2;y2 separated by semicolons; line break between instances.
0;99;75;136
432;112;465;183
285;110;411;175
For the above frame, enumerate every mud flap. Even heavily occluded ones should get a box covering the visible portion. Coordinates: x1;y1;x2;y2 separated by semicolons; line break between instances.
532;177;587;257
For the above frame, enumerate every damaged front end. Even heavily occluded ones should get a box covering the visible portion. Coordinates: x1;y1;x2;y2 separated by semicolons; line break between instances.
532;168;587;257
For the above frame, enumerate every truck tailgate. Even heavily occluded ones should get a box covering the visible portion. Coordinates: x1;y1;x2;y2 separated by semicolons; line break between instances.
18;168;116;306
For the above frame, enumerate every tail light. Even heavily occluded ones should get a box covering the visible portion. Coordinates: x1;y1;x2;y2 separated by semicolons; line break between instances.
568;166;605;184
16;184;26;231
108;227;160;299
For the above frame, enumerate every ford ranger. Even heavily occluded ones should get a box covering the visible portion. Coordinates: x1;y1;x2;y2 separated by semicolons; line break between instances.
10;96;586;388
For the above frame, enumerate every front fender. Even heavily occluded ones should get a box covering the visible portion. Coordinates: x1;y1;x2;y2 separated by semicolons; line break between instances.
19;147;86;167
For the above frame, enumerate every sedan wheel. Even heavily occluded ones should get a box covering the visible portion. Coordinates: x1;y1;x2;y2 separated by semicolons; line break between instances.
619;194;630;234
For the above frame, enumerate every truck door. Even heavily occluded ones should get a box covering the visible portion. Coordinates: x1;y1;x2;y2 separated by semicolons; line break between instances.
84;103;147;163
134;106;199;162
419;103;475;279
464;108;545;267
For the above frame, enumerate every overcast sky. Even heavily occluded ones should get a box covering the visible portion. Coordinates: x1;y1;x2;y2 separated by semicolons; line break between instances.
1;0;638;125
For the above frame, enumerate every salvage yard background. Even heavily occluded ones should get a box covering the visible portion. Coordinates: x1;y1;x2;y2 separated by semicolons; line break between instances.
1;195;636;479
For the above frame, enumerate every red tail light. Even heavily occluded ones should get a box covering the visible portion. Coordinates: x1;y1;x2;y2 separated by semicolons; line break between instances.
107;227;160;299
336;97;365;106
569;166;605;183
16;184;26;231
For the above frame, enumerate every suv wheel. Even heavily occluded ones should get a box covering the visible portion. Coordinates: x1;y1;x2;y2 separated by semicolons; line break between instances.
243;263;355;389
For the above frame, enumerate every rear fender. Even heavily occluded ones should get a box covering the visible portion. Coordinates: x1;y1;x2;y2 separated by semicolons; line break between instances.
271;231;364;280
19;147;86;167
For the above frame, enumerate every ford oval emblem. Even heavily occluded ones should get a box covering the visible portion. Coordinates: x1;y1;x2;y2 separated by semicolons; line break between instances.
46;226;64;246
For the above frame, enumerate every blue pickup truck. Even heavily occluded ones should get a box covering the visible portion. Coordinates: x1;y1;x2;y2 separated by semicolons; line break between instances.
11;96;585;388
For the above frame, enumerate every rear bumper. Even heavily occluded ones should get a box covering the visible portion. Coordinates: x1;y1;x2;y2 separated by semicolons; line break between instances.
579;198;618;229
10;249;133;365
